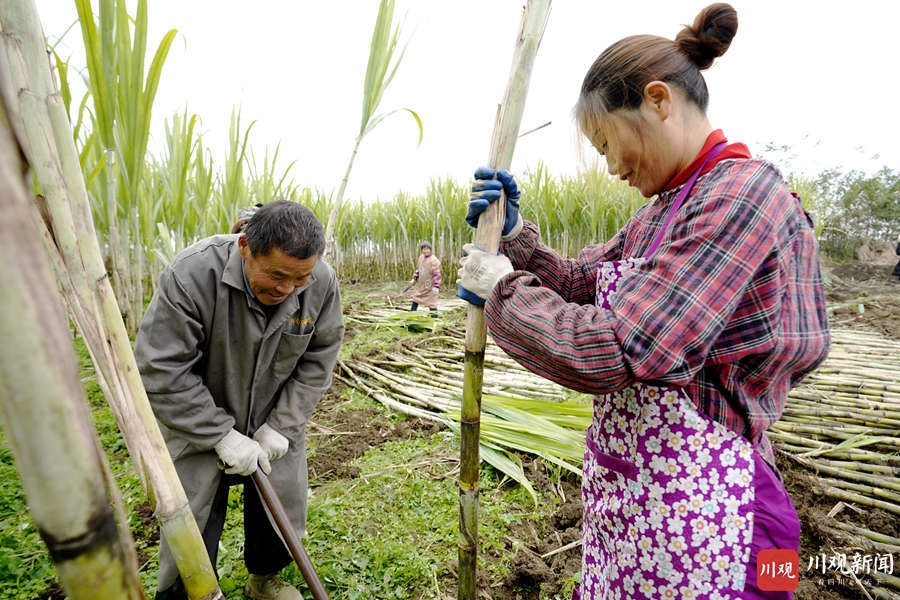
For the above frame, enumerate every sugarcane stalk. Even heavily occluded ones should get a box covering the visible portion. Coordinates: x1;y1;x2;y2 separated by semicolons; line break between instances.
0;88;144;600
336;362;448;425
810;459;900;477
816;476;900;505
105;147;128;327
822;521;900;553
323;0;421;262
782;405;900;427
793;383;900;402
870;572;900;592
771;422;900;447
459;3;551;598
0;3;221;598
779;414;900;434
817;485;900;516
789;450;900;486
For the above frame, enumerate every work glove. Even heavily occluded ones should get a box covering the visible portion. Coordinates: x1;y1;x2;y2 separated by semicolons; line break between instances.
431;286;440;296
253;423;290;462
456;243;513;306
466;167;523;240
214;429;271;476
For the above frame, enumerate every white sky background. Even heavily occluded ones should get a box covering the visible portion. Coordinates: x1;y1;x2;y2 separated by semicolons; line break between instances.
37;1;899;202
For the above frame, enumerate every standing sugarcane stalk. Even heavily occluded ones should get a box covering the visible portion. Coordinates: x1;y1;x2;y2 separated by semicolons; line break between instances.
0;83;145;600
458;2;551;598
322;0;422;262
0;2;221;598
71;0;175;335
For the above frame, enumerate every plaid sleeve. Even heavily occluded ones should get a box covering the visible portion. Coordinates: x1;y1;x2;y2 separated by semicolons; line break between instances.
485;222;634;394
486;271;635;393
500;220;622;306
485;160;830;415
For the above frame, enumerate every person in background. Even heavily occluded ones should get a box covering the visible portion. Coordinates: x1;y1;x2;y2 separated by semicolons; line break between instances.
408;241;442;317
135;200;344;600
892;234;900;279
457;4;830;599
231;202;264;234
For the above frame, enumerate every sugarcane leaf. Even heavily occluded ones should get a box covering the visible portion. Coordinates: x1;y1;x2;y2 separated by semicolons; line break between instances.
74;0;112;147
379;312;436;333
799;432;899;458
363;108;423;147
479;442;538;505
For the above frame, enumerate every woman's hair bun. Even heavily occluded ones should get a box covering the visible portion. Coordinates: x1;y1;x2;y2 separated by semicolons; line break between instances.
674;3;738;70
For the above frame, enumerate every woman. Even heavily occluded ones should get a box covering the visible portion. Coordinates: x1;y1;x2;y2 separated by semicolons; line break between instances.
892;235;900;279
409;241;442;316
457;4;830;599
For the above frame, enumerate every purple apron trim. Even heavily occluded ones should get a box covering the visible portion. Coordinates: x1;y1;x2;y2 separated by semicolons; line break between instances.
644;142;727;257
739;452;801;600
585;435;638;480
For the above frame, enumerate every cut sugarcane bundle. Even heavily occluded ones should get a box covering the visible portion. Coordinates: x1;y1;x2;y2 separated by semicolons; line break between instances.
338;301;900;596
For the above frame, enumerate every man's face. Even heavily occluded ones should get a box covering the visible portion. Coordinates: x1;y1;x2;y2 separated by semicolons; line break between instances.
239;237;317;305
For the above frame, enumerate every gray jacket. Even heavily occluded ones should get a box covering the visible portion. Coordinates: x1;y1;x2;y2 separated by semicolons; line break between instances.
134;234;343;560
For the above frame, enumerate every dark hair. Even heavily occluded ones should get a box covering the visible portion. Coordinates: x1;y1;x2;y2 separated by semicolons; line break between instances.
242;200;325;260
576;3;738;125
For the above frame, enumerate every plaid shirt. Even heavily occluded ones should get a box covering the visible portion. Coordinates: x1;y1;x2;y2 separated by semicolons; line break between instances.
486;158;831;447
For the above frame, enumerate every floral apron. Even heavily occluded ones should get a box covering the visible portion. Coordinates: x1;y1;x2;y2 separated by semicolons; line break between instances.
576;143;757;600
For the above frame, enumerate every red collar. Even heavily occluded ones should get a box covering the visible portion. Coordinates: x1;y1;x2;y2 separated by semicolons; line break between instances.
665;130;752;190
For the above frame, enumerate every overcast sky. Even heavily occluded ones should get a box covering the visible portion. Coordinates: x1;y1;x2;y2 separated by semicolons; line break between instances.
37;1;899;202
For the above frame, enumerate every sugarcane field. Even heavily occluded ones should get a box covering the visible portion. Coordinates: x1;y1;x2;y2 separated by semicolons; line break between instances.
2;1;900;600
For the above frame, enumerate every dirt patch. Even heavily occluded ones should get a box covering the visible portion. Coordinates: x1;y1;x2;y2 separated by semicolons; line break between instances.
776;454;895;600
823;260;900;339
307;390;442;483
491;459;583;600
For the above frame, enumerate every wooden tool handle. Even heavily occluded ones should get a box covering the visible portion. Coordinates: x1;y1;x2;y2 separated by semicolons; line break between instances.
251;470;330;600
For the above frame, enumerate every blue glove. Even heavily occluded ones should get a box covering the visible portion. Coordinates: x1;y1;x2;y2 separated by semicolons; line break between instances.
457;283;485;307
466;167;522;239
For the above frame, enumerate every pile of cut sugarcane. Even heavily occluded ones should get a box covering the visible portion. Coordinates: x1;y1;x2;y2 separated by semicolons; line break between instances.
339;302;900;596
340;301;590;499
767;328;900;600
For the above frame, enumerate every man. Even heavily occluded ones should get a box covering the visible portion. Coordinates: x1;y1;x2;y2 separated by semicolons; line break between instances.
407;241;442;317
231;202;264;233
135;200;344;600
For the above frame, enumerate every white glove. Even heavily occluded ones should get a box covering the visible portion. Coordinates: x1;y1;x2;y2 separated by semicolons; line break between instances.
214;429;271;475
431;286;439;296
457;243;513;303
253;423;290;462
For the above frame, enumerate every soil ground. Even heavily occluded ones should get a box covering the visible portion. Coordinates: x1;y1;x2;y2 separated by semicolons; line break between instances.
307;260;900;600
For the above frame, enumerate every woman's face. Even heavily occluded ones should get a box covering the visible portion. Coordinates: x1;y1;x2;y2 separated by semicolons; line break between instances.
587;100;676;198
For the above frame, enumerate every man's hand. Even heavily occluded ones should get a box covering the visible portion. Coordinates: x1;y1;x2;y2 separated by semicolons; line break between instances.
466;167;523;240
214;429;271;475
456;243;513;306
253;423;290;462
